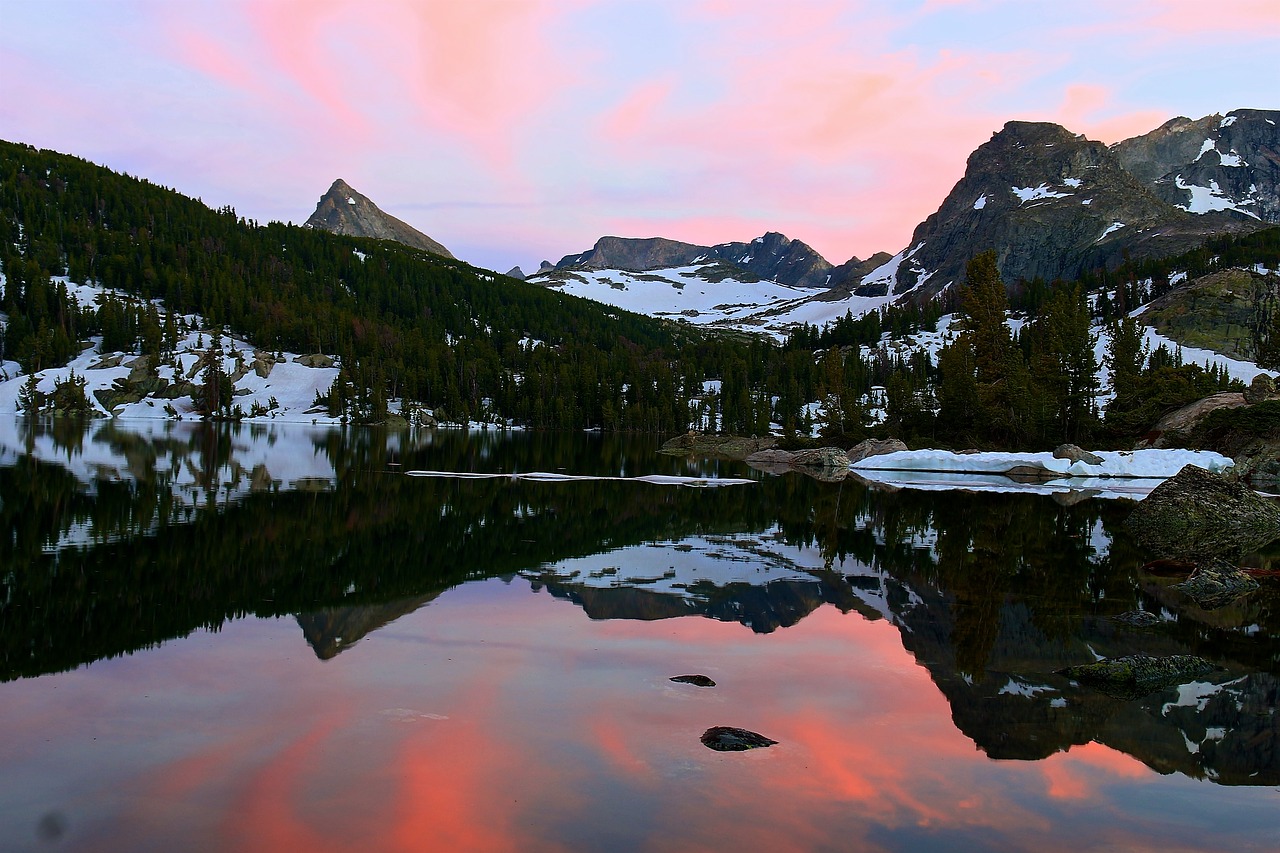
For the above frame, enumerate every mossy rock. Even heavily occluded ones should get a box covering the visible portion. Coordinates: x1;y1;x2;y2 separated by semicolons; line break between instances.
1059;654;1220;699
1124;464;1280;558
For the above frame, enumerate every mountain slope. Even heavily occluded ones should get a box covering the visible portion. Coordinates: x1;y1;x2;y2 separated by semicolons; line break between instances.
1113;108;1280;223
878;121;1262;299
552;232;833;288
304;178;454;258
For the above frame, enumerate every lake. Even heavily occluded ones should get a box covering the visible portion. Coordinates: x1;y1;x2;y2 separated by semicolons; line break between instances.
1;419;1278;852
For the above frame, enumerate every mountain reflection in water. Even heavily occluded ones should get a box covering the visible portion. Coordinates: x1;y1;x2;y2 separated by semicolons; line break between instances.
1;419;1278;851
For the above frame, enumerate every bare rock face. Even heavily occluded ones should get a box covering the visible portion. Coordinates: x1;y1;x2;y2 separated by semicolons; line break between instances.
553;232;833;288
1113;109;1280;223
1052;444;1103;465
305;179;453;258
880;120;1260;301
1124;464;1280;559
848;438;907;464
1137;392;1248;448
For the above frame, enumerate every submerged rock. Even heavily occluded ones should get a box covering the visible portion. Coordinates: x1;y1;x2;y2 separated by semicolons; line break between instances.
700;726;778;751
1173;558;1260;609
848;438;907;464
1052;444;1104;465
1124;464;1280;559
1059;654;1220;700
1113;610;1161;627
670;674;716;687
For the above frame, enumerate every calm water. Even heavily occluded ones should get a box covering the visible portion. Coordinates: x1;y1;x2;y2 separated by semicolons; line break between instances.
1;419;1278;852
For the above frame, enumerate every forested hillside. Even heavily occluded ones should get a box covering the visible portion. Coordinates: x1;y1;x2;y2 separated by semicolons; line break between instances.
0;140;730;429
2;138;1278;448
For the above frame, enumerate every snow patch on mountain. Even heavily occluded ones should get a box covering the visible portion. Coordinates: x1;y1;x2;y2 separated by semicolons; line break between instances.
1175;175;1261;218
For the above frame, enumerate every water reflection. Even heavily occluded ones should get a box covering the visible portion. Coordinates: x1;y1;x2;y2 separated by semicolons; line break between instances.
1;419;1279;850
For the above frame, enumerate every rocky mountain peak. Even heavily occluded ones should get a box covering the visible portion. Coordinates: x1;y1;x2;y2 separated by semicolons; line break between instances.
868;117;1262;300
1113;108;1280;222
304;179;453;258
549;232;833;288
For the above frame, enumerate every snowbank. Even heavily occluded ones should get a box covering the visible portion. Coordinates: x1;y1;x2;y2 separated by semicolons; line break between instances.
850;448;1232;479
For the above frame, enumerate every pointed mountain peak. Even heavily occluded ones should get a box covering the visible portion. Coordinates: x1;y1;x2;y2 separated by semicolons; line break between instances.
305;179;453;258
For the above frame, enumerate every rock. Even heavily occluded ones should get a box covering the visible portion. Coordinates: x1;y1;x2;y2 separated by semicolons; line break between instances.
294;354;336;369
657;433;778;461
305;178;453;257
1172;558;1260;609
700;726;778;752
252;351;279;379
745;449;796;465
1113;610;1161;627
1236;441;1280;483
790;447;850;469
1059;654;1220;699
1003;463;1060;482
1053;444;1104;465
157;381;200;400
670;675;716;687
848;438;907;463
1124;464;1280;558
88;353;127;370
1137;391;1247;448
1051;489;1102;506
1244;373;1277;405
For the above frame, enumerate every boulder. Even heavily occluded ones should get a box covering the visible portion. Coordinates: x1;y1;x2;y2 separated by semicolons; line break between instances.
1172;558;1260;609
1004;463;1060;482
1137;391;1247;448
848;438;907;464
1124;464;1280;558
1052;443;1104;465
700;726;778;752
294;354;336;369
1113;610;1161;627
790;447;850;469
252;351;279;379
657;433;778;461
87;353;127;370
745;449;796;465
1235;440;1280;483
1059;654;1220;699
1243;373;1277;405
670;675;716;687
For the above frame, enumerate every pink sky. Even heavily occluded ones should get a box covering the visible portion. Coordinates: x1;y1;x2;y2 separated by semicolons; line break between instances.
1;0;1276;272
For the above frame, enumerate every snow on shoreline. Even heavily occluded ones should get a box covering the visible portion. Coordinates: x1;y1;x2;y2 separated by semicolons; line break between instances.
847;448;1234;500
850;448;1233;479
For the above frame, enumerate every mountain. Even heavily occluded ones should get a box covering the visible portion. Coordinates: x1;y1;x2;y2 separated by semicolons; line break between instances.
551;231;833;288
304;178;454;258
870;121;1263;300
1113;108;1280;222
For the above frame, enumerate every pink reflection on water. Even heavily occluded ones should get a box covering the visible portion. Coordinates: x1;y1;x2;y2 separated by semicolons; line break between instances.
0;579;1271;851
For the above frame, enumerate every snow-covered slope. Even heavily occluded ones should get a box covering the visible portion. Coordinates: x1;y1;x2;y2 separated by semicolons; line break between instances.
528;262;891;339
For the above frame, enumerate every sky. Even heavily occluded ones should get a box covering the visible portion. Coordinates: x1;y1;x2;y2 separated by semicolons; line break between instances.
1;0;1278;274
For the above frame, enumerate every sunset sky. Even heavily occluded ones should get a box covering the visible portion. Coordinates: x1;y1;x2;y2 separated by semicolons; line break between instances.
2;0;1277;273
